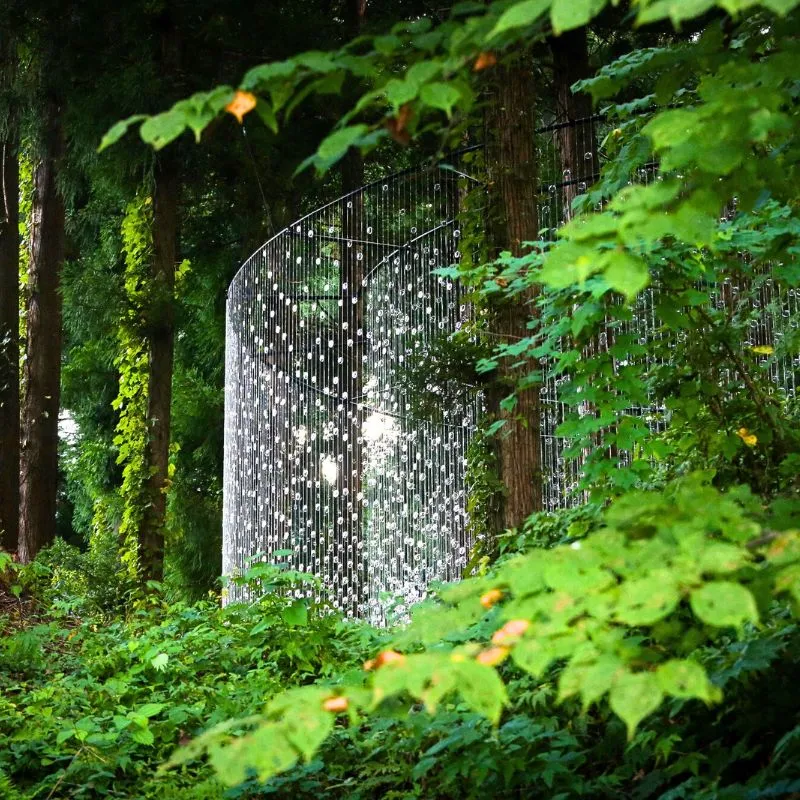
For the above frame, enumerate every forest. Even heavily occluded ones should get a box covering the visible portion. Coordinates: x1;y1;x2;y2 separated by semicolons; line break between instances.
1;0;799;797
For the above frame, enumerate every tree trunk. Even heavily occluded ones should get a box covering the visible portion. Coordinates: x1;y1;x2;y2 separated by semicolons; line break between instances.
19;97;65;563
550;27;596;221
139;158;178;583
0;38;19;554
485;55;543;531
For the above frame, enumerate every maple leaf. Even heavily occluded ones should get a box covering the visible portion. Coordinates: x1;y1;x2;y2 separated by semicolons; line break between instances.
225;90;257;124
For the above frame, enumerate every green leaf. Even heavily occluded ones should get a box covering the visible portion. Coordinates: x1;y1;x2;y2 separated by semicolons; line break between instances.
420;83;462;117
512;638;555;678
697;543;748;574
140;110;187;150
489;0;550;38
454;660;508;724
317;124;369;162
559;653;624;710
209;723;297;785
603;252;650;300
56;729;74;745
241;60;298;91
131;728;155;746
385;78;420;109
609;671;663;738
137;703;165;718
615;576;680;625
656;659;718;702
98;114;147;152
690;582;759;628
550;0;594;35
255;101;279;134
269;689;335;762
281;600;309;627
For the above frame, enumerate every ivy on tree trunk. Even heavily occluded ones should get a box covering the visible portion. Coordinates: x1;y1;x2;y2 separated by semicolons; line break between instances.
139;157;179;584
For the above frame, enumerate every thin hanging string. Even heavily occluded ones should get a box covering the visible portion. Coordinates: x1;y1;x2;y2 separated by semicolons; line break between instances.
241;122;274;237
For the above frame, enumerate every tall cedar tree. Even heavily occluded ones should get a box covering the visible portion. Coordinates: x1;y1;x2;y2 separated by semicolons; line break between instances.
485;54;543;530
0;30;20;553
139;11;181;583
19;94;65;562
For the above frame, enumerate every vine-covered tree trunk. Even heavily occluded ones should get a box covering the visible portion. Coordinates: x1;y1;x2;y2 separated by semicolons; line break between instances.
139;158;178;583
0;36;19;554
550;27;596;220
19;96;65;563
485;55;543;531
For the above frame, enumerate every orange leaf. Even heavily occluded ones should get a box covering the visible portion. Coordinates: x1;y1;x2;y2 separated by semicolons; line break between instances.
322;696;349;713
374;649;406;668
476;646;509;666
480;588;503;609
473;51;498;72
386;103;414;145
225;90;257;124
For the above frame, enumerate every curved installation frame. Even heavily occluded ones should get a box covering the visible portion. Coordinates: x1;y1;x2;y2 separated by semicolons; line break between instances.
223;161;475;619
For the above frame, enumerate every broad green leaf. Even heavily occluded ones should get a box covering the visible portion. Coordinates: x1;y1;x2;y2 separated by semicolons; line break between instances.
255;100;279;134
241;60;298;90
512;637;555;678
551;0;594;34
269;689;335;762
615;576;680;625
98;114;147;152
454;660;508;724
697;543;748;574
609;671;663;738
140;110;187;150
656;659;718;702
317;124;369;162
420;83;462;117
543;549;614;594
56;729;73;745
281;600;309;627
690;582;759;628
603;252;650;300
489;0;550;38
137;703;165;718
559;653;624;709
637;0;715;26
131;728;155;746
385;78;420;109
405;61;440;88
209;723;297;786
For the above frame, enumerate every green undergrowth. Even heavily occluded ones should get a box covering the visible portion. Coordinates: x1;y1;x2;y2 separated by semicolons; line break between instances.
1;478;799;799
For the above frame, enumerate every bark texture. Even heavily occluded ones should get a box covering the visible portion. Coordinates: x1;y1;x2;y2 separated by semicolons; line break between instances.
139;158;179;583
485;56;543;531
19;98;65;563
0;40;19;553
